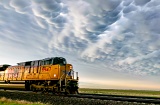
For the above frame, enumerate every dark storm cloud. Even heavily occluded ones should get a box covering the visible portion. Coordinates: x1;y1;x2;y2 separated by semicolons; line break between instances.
0;0;159;76
134;0;151;6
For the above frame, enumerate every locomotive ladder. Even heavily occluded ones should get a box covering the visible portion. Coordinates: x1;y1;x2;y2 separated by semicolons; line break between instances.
59;70;78;92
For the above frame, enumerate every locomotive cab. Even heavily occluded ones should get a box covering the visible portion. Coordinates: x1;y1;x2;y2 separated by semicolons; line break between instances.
41;57;67;66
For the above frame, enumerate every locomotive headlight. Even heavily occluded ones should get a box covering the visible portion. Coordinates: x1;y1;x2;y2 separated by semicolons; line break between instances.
54;74;56;77
70;65;73;70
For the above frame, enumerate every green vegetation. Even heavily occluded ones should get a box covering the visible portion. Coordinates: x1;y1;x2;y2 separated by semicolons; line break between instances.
79;88;160;98
0;97;47;105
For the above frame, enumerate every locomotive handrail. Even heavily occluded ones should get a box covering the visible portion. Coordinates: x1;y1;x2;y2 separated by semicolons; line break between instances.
76;72;79;80
59;73;65;90
71;70;78;80
59;71;71;90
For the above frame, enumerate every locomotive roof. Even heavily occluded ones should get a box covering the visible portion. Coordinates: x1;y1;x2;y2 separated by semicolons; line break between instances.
42;57;65;60
17;57;65;64
0;64;11;71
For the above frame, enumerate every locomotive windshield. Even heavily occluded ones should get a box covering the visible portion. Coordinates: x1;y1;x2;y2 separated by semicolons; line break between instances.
41;57;67;65
53;57;67;65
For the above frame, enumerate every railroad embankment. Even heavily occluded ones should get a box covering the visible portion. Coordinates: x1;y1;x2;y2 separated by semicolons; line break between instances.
0;91;154;105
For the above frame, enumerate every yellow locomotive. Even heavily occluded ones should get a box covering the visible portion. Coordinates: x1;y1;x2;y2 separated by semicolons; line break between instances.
0;57;79;94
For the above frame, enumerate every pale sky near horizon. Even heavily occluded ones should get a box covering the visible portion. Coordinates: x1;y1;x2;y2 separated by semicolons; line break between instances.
0;0;160;90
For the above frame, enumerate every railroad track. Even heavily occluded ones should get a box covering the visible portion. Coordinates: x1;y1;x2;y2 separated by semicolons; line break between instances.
0;89;160;104
73;93;160;104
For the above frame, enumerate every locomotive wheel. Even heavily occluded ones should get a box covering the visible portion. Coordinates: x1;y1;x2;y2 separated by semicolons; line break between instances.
65;88;78;95
70;90;78;94
25;81;30;91
65;88;70;95
42;88;49;94
52;88;57;95
30;85;36;92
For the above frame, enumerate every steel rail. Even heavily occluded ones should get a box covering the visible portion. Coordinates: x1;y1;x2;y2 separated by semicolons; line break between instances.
79;93;160;100
66;94;160;104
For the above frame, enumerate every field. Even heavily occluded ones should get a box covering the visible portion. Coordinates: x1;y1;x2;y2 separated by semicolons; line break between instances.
0;97;46;105
79;88;160;98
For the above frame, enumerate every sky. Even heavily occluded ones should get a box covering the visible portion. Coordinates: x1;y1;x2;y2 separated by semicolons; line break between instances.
0;0;160;90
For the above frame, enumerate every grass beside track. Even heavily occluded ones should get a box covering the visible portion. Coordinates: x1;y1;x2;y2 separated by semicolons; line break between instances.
79;88;160;98
0;97;46;105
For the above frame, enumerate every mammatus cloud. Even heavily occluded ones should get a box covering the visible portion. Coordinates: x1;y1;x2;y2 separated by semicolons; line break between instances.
0;0;159;76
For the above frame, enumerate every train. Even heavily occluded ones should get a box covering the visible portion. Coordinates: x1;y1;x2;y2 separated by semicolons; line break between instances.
0;57;79;94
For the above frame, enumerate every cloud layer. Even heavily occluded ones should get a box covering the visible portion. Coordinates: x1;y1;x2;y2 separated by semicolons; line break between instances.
0;0;160;76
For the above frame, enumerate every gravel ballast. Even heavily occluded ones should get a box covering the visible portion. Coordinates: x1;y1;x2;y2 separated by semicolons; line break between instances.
0;91;156;105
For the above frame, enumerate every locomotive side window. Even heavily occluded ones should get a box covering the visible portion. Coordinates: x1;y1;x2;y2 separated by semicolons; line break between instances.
44;59;52;65
53;58;58;64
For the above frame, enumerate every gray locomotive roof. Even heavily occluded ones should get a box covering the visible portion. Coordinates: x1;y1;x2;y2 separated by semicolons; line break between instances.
17;57;65;64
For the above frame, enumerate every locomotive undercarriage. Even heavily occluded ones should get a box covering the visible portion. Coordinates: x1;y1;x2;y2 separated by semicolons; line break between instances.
25;80;78;94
